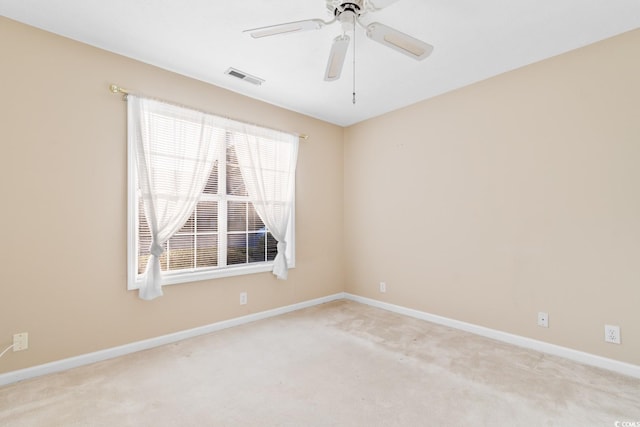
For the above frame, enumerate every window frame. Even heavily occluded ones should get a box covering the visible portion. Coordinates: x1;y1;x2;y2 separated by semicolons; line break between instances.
127;124;295;291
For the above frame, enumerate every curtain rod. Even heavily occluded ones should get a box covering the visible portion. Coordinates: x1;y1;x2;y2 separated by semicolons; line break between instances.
109;84;309;141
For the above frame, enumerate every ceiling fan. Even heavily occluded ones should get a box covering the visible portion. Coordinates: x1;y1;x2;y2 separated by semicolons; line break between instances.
243;0;434;83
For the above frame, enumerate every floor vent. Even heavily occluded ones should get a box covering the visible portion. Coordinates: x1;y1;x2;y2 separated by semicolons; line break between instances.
225;68;264;86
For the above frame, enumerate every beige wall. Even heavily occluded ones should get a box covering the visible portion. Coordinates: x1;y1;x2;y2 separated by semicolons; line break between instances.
345;29;640;365
0;17;344;374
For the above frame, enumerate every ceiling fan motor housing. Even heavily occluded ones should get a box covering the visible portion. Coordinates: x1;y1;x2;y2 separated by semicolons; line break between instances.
327;0;364;17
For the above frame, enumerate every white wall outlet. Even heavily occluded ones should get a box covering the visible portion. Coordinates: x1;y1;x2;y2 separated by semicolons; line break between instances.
537;312;549;328
604;325;621;344
13;332;29;351
379;282;386;293
239;292;247;305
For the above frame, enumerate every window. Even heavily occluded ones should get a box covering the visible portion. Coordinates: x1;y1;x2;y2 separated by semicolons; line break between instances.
127;96;296;292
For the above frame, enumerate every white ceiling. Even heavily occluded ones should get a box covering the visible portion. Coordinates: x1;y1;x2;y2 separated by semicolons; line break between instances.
2;0;639;126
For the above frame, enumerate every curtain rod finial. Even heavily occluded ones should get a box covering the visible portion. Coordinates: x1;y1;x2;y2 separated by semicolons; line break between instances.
109;84;129;95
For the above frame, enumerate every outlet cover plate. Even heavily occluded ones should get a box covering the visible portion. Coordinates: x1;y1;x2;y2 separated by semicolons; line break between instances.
604;324;621;344
13;332;29;351
240;292;247;305
537;312;549;328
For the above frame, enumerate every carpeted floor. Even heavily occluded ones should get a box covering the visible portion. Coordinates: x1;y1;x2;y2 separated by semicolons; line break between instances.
1;300;639;426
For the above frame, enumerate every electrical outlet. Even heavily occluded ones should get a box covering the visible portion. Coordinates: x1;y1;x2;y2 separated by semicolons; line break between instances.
379;282;386;293
239;292;247;305
13;332;29;351
604;325;621;344
537;312;549;328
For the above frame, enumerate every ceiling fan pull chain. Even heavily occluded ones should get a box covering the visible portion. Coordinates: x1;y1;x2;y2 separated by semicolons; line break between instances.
352;13;356;104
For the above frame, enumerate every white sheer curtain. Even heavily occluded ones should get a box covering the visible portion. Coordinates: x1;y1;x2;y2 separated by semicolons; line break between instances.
128;95;222;300
232;125;299;279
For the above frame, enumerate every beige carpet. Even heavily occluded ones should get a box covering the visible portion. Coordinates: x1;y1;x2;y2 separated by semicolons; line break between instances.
1;300;639;426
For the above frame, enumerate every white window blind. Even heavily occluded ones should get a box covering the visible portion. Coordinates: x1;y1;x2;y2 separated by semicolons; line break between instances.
127;96;297;298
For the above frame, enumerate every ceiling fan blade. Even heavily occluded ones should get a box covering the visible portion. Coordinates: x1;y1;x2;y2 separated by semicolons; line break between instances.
324;35;351;81
244;19;326;38
367;0;401;10
365;22;433;60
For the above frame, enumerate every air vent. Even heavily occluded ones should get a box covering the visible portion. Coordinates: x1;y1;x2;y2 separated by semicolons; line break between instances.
225;68;265;86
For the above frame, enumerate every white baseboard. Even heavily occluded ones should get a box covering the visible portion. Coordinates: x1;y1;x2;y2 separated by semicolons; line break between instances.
344;293;640;379
0;293;346;387
3;291;637;387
